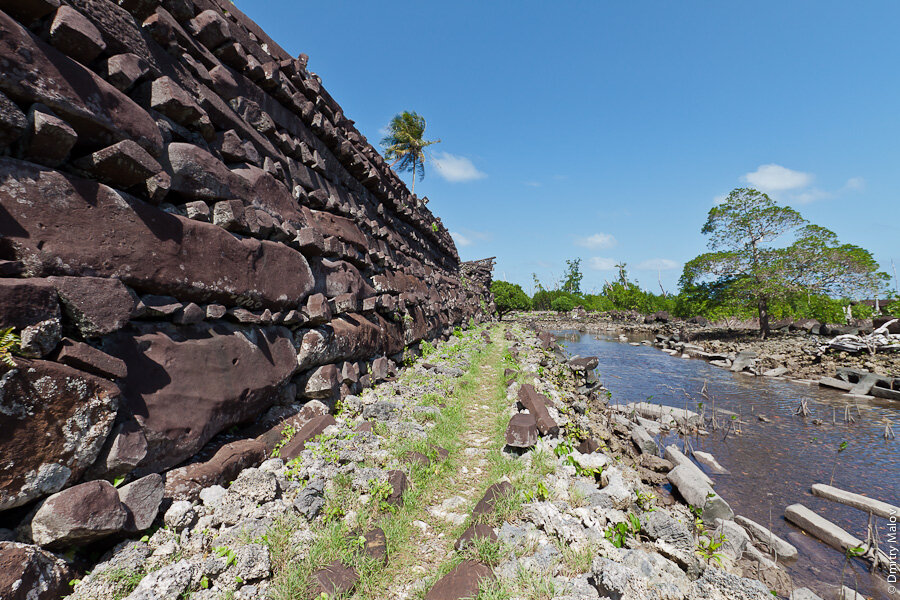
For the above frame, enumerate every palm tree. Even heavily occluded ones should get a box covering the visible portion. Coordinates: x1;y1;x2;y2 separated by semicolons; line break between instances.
380;111;440;194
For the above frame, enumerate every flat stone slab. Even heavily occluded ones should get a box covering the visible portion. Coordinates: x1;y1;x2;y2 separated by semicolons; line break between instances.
784;504;867;555
810;484;900;520
311;560;358;596
734;515;798;561
425;560;494;600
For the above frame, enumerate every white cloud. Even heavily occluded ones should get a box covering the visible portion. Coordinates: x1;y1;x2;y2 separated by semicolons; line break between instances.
450;231;472;247
524;181;542;187
712;193;728;205
636;258;679;270
741;164;813;192
575;233;617;249
843;177;865;191
588;257;618;270
431;152;486;182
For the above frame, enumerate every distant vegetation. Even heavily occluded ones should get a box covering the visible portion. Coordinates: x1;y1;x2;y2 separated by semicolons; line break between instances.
493;189;899;331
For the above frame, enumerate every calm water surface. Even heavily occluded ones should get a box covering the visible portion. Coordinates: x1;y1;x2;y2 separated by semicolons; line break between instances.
556;330;900;600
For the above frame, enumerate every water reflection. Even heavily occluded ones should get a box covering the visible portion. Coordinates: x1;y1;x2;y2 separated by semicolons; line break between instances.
556;330;899;599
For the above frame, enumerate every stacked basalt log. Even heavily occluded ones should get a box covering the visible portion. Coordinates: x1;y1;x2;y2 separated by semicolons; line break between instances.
0;0;492;584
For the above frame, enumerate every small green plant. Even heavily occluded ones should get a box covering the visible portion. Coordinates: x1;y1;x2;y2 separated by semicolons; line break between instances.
522;481;550;502
604;513;641;548
565;455;603;479
829;440;848;486
112;475;126;488
368;477;394;512
214;546;237;567
635;489;656;512
554;440;574;458
696;532;726;565
431;222;439;232
0;327;20;368
271;424;297;458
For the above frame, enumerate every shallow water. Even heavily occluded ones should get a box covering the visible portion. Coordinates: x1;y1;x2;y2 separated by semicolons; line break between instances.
555;329;900;600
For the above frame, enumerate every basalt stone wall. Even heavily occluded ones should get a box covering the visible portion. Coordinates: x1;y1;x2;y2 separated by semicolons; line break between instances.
0;0;492;547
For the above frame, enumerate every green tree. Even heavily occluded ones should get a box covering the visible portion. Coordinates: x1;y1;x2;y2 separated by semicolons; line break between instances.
491;281;531;320
681;188;887;338
561;258;583;295
551;296;577;312
380;111;440;194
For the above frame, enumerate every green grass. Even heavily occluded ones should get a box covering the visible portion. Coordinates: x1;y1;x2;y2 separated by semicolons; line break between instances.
267;324;504;600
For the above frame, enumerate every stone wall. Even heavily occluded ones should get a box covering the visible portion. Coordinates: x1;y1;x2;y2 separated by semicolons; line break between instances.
0;0;492;546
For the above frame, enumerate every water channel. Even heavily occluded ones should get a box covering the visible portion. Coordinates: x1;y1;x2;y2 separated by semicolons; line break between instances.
555;330;900;599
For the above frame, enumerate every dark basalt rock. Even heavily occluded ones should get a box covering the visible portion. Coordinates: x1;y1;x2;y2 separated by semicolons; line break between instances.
30;480;127;548
165;439;267;502
311;560;358;596
0;11;162;153
0;541;73;600
0;159;314;310
425;560;494;600
0;359;119;512
517;384;559;437
104;325;297;473
454;523;497;551
505;413;538;448
472;481;514;518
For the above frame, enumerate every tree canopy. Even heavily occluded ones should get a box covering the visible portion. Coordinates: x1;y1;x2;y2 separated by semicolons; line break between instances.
491;281;531;320
380;111;440;194
680;188;888;337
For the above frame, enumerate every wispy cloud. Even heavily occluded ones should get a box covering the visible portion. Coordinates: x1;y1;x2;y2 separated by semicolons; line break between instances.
524;181;542;187
575;233;617;249
450;231;472;247
450;229;491;248
721;165;864;206
636;258;679;270
843;177;865;191
741;164;813;192
432;152;486;182
588;257;618;270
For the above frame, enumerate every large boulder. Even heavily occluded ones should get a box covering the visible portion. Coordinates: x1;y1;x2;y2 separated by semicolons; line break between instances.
0;159;314;310
0;360;119;511
517;384;559;436
104;325;297;473
30;480;127;548
0;541;73;600
505;413;538;448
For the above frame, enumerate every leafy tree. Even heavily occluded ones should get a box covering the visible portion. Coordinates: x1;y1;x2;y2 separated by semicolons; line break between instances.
551;296;577;312
491;281;531;320
380;111;440;194
681;188;888;338
560;258;583;295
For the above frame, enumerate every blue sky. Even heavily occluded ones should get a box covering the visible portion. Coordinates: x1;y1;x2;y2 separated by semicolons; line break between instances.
238;1;900;295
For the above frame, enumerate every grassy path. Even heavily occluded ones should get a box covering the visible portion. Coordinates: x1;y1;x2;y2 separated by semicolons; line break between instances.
267;324;513;600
